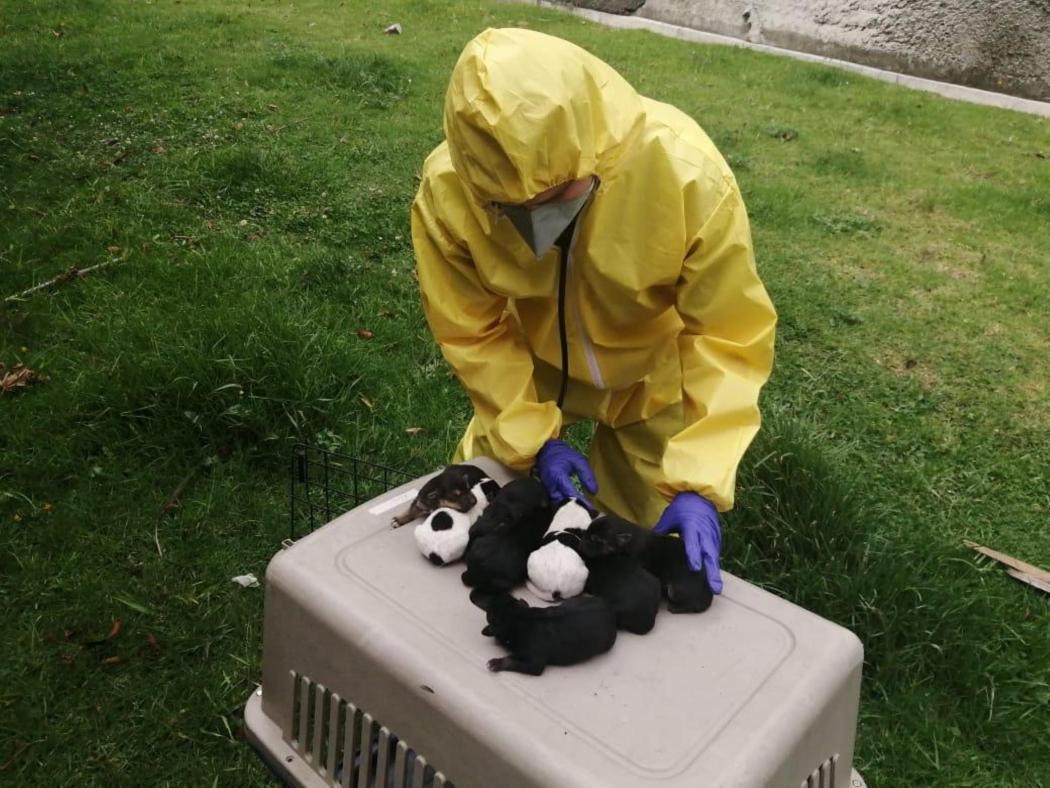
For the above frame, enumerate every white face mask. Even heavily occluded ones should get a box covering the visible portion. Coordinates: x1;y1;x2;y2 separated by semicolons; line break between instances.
501;180;595;258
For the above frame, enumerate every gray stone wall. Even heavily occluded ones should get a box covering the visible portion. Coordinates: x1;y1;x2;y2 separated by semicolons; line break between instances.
630;0;1050;101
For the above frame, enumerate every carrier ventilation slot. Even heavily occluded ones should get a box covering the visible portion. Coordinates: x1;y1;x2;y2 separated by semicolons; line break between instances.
801;754;839;788
288;670;452;787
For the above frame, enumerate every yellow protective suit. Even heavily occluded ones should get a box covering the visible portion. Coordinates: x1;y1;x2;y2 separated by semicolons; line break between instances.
411;28;776;527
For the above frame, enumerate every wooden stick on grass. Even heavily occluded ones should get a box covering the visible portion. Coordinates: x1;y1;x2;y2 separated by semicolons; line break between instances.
4;261;115;303
964;539;1050;594
1005;568;1050;595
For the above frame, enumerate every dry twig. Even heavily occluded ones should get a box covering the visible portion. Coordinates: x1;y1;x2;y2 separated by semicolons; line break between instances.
4;261;115;303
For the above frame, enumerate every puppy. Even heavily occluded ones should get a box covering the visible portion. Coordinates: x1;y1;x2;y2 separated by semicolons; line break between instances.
414;508;471;566
462;478;552;592
468;476;550;541
413;478;502;566
574;528;661;634
581;515;713;614
525;498;594;602
391;463;487;527
470;590;617;676
641;533;714;614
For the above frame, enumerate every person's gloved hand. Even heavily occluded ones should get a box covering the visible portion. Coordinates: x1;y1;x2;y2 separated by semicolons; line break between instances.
534;439;598;505
653;492;723;594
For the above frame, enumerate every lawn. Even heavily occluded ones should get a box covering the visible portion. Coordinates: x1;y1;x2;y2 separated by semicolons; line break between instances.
1;0;1048;784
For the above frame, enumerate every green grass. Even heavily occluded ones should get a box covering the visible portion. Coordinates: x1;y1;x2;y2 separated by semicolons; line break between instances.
1;0;1048;784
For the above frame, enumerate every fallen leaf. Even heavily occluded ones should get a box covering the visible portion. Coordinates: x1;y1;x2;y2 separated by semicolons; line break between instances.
101;656;124;666
360;396;374;410
904;358;917;370
405;427;424;435
51;28;64;37
232;121;244;130
0;364;49;394
356;328;374;340
106;619;123;641
150;145;166;155
339;136;349;144
384;22;402;35
1036;152;1047;159
146;632;160;653
267;103;279;111
107;244;121;255
60;654;76;666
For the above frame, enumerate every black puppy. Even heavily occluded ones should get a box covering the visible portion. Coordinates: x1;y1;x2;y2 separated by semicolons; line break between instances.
642;533;713;613
575;534;661;634
468;476;550;540
470;590;617;676
391;463;487;527
461;478;552;592
582;516;713;614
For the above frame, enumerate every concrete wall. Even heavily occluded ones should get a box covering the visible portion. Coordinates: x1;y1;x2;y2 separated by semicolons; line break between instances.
628;0;1050;101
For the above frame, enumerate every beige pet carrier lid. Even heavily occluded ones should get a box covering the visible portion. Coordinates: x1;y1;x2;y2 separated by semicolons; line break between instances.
259;456;863;787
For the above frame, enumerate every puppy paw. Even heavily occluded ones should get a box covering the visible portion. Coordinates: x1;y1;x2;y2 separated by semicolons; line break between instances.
487;657;507;672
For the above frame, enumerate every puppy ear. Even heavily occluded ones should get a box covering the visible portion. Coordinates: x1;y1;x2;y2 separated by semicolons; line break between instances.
481;479;500;501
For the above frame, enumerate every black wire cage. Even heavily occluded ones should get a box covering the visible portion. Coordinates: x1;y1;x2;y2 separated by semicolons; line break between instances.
289;444;415;540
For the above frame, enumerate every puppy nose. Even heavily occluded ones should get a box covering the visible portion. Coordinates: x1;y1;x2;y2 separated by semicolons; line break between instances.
552;591;562;601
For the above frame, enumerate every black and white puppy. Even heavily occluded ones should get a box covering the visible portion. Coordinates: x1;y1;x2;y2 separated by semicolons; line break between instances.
391;463;487;527
574;528;661;634
526;498;594;602
414;478;501;566
461;478;551;592
414;508;471;566
470;590;617;676
580;515;713;614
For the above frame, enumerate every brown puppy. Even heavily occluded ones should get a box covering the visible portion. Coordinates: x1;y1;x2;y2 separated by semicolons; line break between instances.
391;464;487;527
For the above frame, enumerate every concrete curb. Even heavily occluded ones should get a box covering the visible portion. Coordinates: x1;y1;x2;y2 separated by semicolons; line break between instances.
520;1;1050;119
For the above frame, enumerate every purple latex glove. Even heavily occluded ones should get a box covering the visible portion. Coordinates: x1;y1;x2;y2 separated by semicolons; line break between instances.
653;492;723;594
534;439;598;505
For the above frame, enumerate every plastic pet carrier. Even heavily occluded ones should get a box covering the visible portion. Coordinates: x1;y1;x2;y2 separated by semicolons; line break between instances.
245;447;867;788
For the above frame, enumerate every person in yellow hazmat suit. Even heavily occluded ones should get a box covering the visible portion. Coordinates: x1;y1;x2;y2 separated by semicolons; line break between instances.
411;28;777;595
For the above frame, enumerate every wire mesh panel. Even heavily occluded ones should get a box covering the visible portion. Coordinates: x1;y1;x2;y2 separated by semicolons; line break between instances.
290;444;415;539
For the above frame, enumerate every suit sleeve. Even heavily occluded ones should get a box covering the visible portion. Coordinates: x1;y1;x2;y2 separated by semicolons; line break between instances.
657;180;777;511
411;181;562;472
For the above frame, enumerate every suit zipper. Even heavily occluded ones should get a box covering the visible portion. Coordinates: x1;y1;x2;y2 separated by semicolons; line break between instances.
566;219;606;390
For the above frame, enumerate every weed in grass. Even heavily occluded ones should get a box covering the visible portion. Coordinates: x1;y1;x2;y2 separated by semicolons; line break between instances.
812;212;881;235
765;125;799;141
810;149;873;179
262;51;413;109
